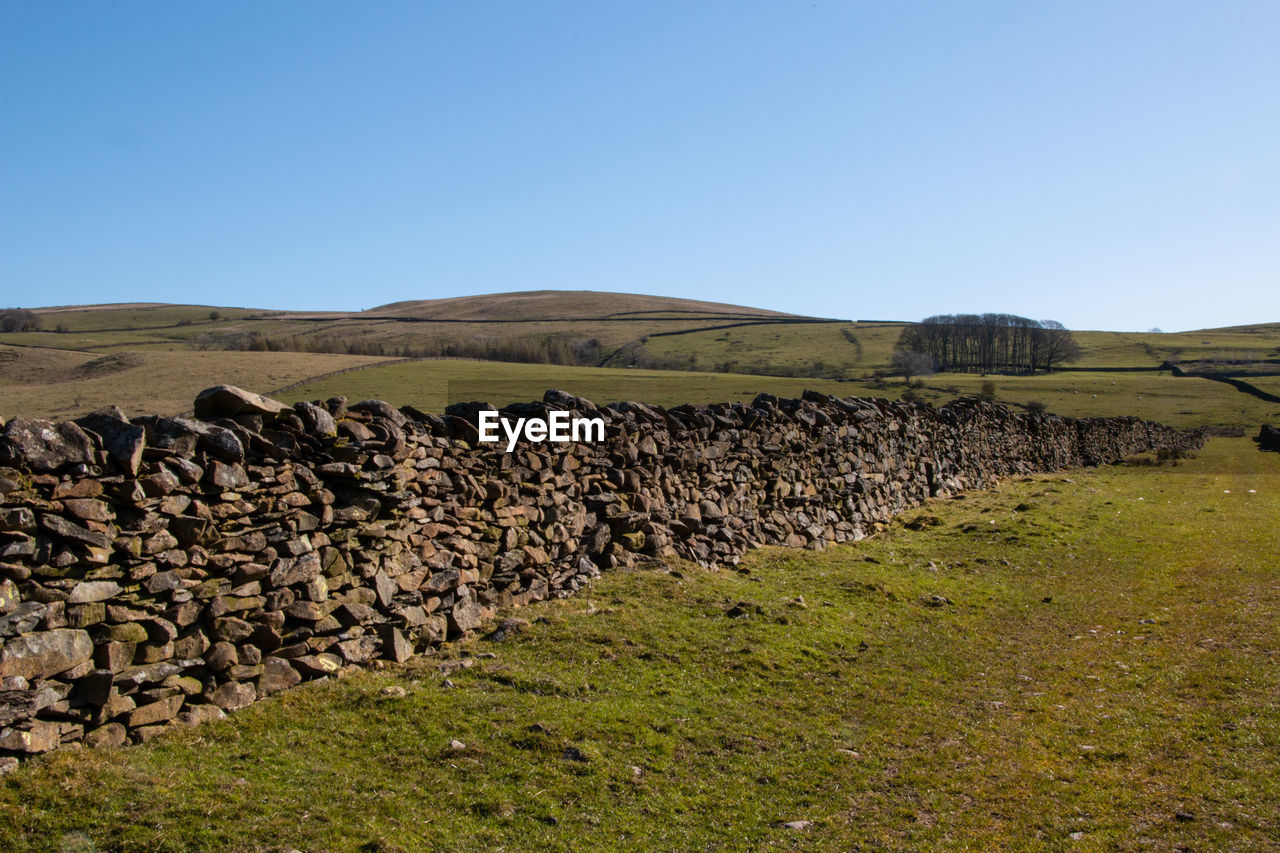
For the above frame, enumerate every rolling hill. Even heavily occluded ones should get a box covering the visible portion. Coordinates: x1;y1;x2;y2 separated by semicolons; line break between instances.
2;290;1278;428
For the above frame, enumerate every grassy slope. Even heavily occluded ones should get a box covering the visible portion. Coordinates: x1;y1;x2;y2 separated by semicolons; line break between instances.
912;371;1280;430
276;359;862;412
3;293;1279;426
3;295;846;385
6;299;1276;376
364;290;807;321
6;347;1277;429
2;438;1276;851
272;359;1280;431
0;350;392;419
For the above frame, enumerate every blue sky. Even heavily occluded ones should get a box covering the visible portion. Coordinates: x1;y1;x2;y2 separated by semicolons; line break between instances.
2;1;1277;331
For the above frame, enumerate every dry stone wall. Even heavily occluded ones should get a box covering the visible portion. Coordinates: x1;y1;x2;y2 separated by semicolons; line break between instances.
0;386;1203;763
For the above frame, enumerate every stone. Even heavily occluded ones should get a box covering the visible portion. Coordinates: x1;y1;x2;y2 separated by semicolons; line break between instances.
0;577;19;614
0;686;56;726
175;703;226;727
0;418;94;472
0;719;61;753
84;722;128;749
127;694;185;727
39;514;111;549
94;641;137;673
269;552;321;587
67;580;121;604
257;657;301;697
101;692;136;720
206;641;239;671
0;628;94;680
193;385;289;420
101;622;148;644
212;617;254;643
133;724;171;743
114;661;180;689
163;675;204;696
206;460;250;491
210;680;256;712
0;507;36;533
294;401;337;437
75;410;146;476
75;668;116;705
62;498;114;522
349;399;408;427
337;636;380;663
140;467;182;497
292;653;342;678
448;599;484;636
378;625;413;663
484;618;529;643
185;421;244;463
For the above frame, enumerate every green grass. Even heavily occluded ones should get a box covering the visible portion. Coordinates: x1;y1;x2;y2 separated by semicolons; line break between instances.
7;341;1278;431
914;370;1280;429
7;297;1275;376
278;358;865;411
274;359;1280;431
3;438;1278;851
634;320;876;376
17;304;268;335
4;294;1280;427
0;350;392;420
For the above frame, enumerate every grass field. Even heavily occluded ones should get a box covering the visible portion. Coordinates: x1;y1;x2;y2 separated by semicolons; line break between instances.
2;293;839;365
363;290;806;321
3;437;1276;851
276;358;863;412
0;348;391;419
273;359;1280;431
4;295;1280;427
913;371;1280;430
6;294;1277;376
6;346;1277;430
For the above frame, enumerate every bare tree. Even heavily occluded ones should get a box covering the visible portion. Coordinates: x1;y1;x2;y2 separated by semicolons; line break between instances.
1039;320;1082;371
0;308;42;332
891;349;934;384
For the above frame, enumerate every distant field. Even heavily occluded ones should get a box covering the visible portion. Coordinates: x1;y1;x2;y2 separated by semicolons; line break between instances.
4;295;846;367
274;359;1278;432
0;350;391;419
3;292;1279;427
21;304;271;333
915;371;1280;430
631;320;883;376
1242;376;1280;397
7;344;1277;430
364;289;807;321
279;359;862;412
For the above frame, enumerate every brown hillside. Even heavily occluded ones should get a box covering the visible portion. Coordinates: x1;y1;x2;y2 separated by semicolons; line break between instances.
363;290;814;321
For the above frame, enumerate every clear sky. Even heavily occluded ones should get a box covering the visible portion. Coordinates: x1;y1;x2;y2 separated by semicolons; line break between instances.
2;1;1277;331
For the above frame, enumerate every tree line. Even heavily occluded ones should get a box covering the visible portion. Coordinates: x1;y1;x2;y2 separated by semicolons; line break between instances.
0;308;42;332
191;330;605;365
894;314;1081;375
